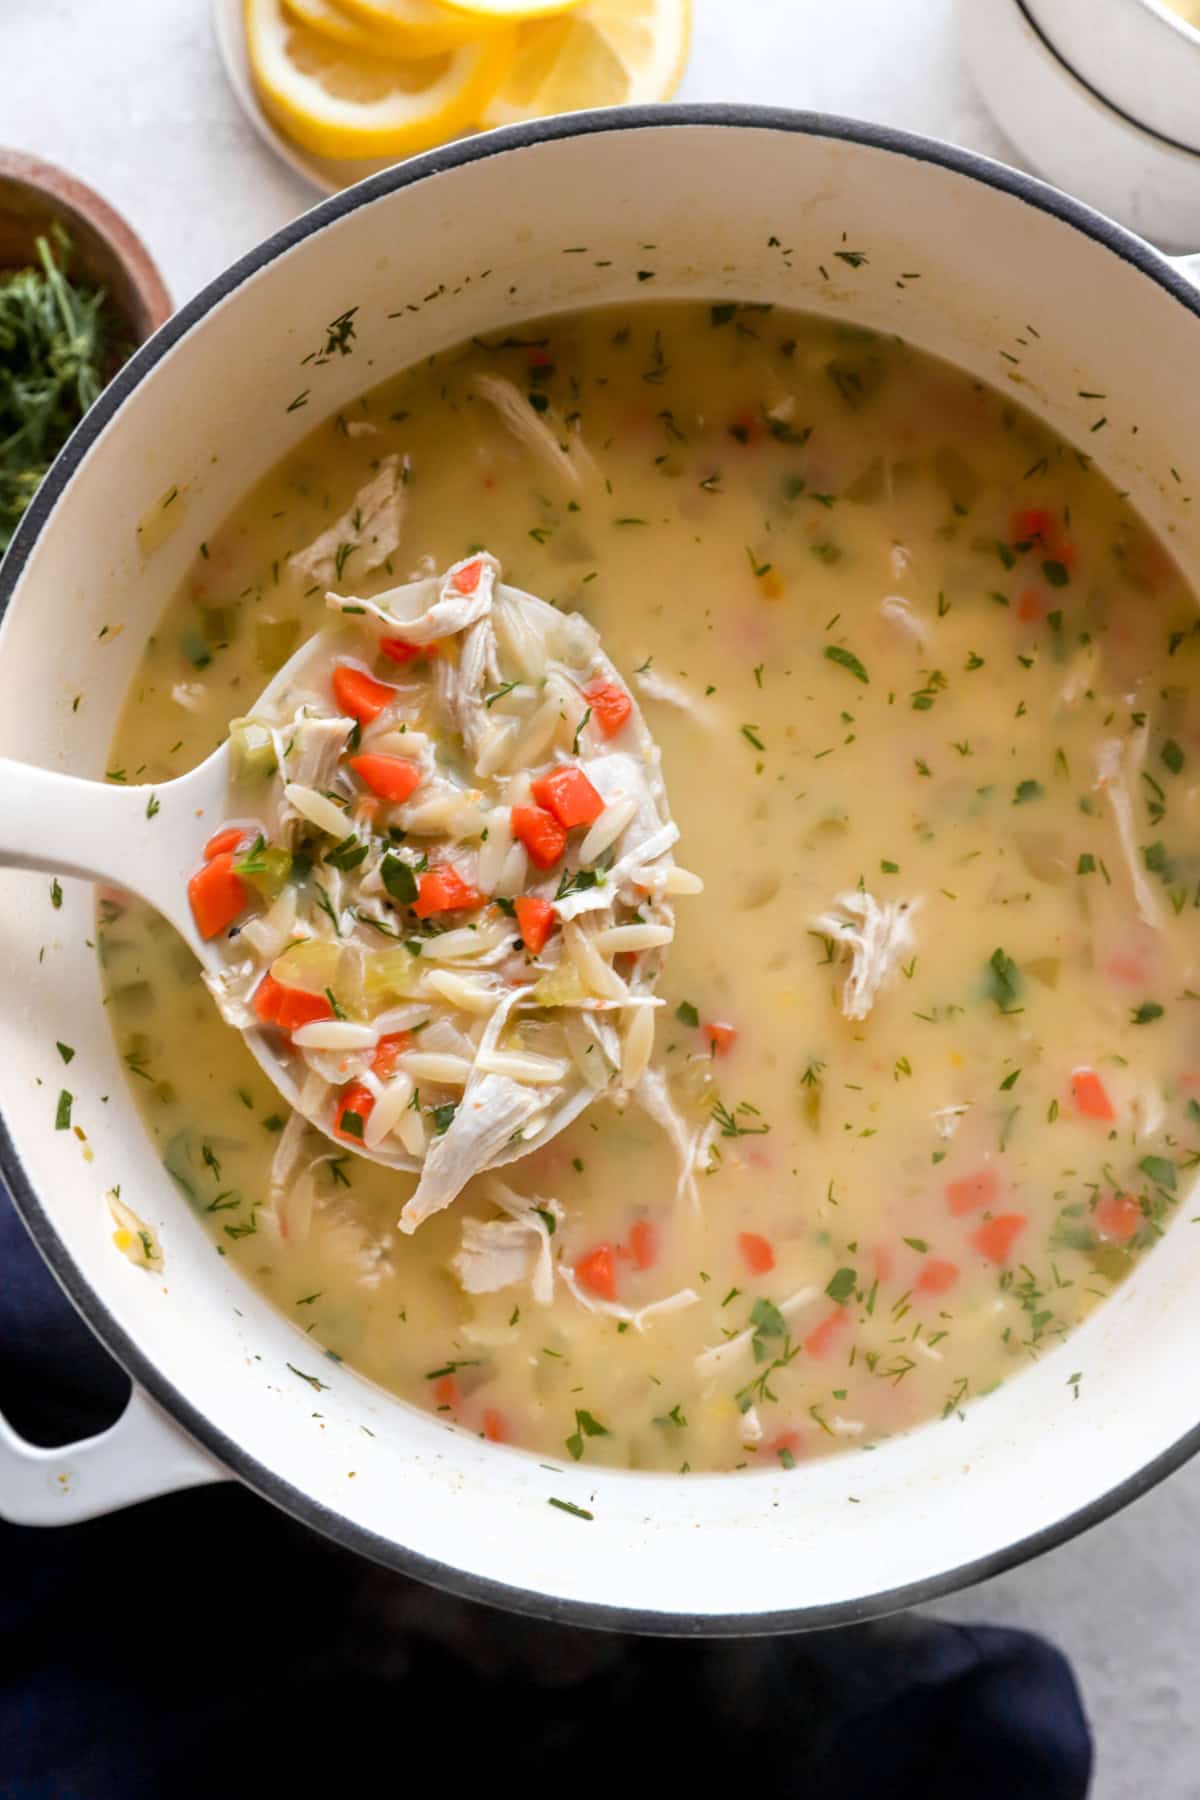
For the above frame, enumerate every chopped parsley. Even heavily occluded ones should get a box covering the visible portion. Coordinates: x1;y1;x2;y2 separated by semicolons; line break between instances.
823;644;869;683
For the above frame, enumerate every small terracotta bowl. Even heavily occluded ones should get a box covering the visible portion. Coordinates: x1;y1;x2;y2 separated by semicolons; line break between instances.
0;150;171;345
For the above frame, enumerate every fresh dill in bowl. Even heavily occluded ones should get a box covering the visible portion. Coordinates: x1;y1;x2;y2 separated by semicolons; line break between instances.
0;226;127;552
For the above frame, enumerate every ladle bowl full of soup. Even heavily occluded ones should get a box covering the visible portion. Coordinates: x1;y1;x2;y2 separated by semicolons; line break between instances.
3;107;1200;1632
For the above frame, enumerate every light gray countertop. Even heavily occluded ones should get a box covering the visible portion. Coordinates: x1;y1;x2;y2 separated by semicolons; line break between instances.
4;3;1193;1793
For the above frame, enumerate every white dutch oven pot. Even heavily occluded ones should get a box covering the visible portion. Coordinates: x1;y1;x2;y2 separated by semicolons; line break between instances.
3;108;1200;1632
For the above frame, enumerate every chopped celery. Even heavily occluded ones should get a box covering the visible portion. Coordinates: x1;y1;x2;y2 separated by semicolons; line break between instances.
201;604;235;647
162;1128;201;1203
229;716;276;783
255;617;299;674
531;964;585;1007
180;628;211;670
234;842;292;902
363;946;422;1003
272;938;342;995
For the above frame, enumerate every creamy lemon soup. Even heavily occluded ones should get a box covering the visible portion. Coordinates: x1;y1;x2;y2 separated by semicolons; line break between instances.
104;301;1200;1475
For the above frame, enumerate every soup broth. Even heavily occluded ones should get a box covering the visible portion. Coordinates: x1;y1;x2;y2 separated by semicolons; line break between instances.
104;301;1200;1474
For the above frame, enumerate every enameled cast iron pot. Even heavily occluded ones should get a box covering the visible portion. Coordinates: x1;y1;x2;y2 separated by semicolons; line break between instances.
3;107;1200;1634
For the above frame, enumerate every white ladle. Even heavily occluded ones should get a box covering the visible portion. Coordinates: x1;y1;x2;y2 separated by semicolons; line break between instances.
0;626;597;1176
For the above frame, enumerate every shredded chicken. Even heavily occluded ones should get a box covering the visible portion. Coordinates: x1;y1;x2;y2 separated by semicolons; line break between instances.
635;1065;705;1209
560;1266;700;1332
879;594;927;645
452;1182;563;1305
262;1111;339;1246
635;667;718;724
930;1104;970;1140
289;454;406;587
1096;732;1162;930
812;891;921;1021
400;992;547;1233
471;374;596;489
740;1404;764;1444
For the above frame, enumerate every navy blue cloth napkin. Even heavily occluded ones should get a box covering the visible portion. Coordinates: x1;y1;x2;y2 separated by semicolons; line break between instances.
0;1189;1092;1799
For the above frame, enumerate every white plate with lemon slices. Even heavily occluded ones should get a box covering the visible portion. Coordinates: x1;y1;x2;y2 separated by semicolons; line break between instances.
214;0;691;194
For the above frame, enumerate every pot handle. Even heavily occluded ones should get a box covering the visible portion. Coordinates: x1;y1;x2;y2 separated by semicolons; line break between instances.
0;1386;229;1526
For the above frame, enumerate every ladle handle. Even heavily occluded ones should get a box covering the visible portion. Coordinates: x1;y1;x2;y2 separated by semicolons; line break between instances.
0;758;193;933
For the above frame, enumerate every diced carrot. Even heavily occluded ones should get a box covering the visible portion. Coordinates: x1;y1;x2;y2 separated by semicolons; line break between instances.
187;852;248;940
729;408;764;445
804;1308;849;1360
946;1168;1000;1216
531;765;604;829
332;664;395;723
915;1258;959;1296
628;1219;658;1271
511;804;567;870
483;1409;506;1443
379;637;424;665
871;1244;894;1284
204;825;247;861
414;865;485;918
969;1212;1026;1265
372;1031;413;1080
333;1080;374;1145
704;1020;738;1056
252;972;285;1025
452;559;483;595
514;894;555;954
1105;952;1148;985
1095;1192;1142;1242
275;988;334;1033
1011;506;1057;546
432;1375;459;1409
349;752;423;804
1179;1071;1200;1092
582;679;632;739
766;1431;802;1463
575;1244;616;1301
1016;589;1045;624
738;1231;775;1275
1072;1067;1115;1122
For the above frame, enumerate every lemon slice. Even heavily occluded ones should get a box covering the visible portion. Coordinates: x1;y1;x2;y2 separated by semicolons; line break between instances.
283;0;488;56
478;0;690;126
245;0;515;158
438;0;585;18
